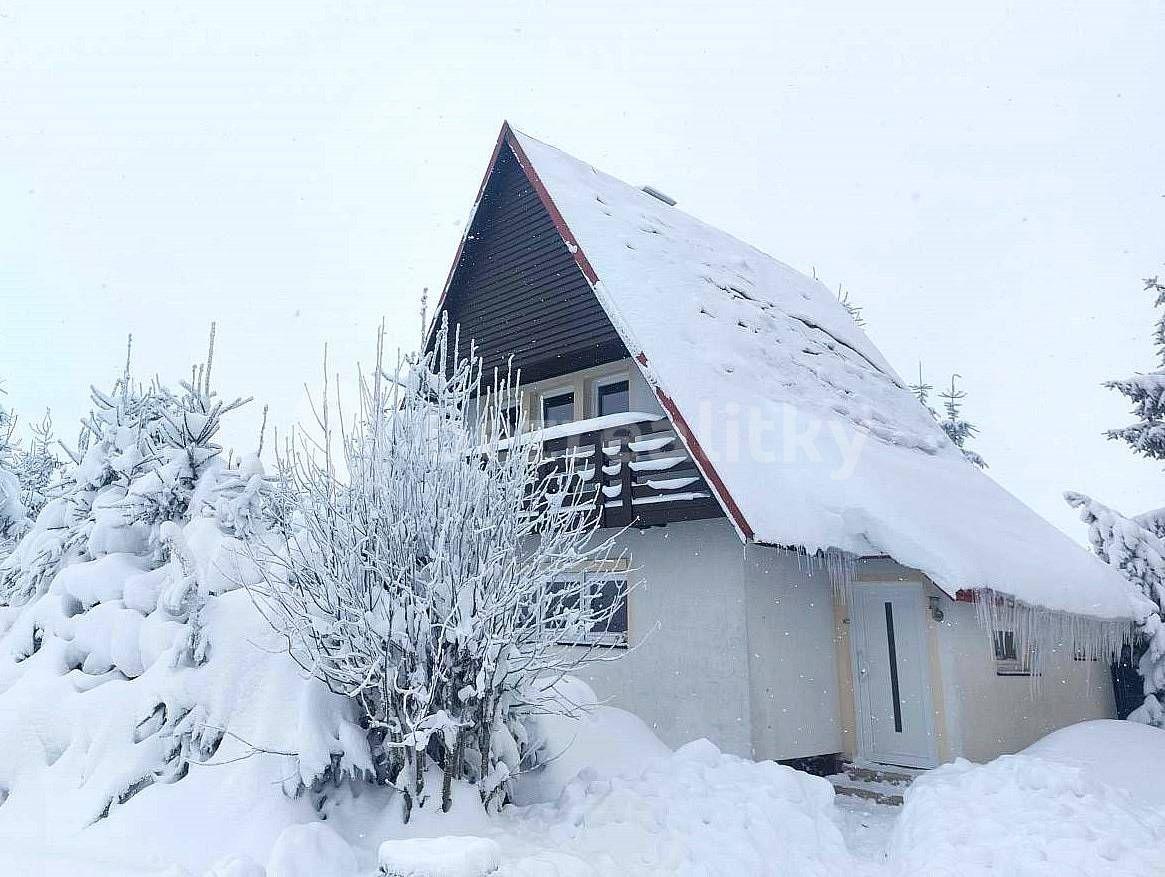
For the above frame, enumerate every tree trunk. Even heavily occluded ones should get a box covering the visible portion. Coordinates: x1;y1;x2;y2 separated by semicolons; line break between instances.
442;731;464;813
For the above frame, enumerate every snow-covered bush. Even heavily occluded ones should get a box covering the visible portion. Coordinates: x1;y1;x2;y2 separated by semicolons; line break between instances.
248;318;630;820
1065;493;1165;725
0;333;376;858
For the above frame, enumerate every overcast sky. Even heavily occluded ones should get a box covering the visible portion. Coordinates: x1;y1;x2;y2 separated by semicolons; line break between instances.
1;0;1162;541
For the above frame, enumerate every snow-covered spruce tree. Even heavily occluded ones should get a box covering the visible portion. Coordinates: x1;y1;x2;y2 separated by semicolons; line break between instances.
1106;276;1165;459
249;318;629;820
0;334;249;605
910;367;987;467
837;285;865;328
0;333;357;838
939;375;987;468
909;365;937;419
1065;493;1165;725
14;409;64;523
1064;275;1165;727
0;384;28;555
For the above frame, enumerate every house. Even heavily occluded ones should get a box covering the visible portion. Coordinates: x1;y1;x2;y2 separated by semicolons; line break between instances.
431;122;1149;769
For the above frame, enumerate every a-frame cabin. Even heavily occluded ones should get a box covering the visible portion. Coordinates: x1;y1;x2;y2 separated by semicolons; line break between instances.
435;124;727;530
429;122;1139;768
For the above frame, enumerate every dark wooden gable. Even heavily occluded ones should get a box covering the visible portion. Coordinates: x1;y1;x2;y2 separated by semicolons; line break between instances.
438;143;628;385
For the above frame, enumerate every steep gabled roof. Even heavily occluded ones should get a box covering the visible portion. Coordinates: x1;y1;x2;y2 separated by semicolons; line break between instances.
437;122;1145;622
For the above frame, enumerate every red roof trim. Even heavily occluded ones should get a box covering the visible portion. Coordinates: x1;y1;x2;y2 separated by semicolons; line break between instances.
504;127;600;287
434;122;754;543
636;353;755;541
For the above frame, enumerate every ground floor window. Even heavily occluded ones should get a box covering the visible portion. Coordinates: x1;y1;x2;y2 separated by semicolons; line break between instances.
993;629;1033;676
544;573;629;647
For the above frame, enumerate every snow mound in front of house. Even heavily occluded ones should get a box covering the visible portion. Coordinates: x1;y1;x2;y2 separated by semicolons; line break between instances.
889;720;1165;876
495;739;867;876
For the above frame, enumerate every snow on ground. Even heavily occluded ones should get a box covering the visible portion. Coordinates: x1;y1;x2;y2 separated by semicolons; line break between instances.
493;739;868;876
834;797;896;866
3;707;1165;874
889;720;1165;876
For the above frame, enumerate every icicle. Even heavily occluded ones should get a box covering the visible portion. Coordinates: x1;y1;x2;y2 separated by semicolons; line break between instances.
971;588;1134;692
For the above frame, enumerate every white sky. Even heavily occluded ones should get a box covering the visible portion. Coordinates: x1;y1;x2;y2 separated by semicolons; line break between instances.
1;0;1162;541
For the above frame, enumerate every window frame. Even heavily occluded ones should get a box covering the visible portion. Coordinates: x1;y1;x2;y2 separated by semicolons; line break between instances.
546;571;629;648
539;386;576;428
592;372;632;419
993;629;1033;676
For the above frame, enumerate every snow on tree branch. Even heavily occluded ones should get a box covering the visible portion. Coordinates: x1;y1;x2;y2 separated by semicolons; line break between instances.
1065;492;1165;726
246;316;634;820
1104;276;1165;459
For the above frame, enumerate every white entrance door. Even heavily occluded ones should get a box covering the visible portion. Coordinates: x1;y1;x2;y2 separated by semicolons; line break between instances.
849;582;937;769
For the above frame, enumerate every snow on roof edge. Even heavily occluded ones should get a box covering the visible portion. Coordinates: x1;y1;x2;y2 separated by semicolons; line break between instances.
504;125;1144;623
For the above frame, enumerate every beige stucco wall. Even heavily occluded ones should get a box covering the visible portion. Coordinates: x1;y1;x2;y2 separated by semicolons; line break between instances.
935;597;1116;762
581;521;848;760
743;546;844;761
577;526;1115;766
578;518;755;756
837;557;1117;765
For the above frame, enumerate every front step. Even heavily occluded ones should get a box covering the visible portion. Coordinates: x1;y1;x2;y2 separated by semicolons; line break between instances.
827;761;923;806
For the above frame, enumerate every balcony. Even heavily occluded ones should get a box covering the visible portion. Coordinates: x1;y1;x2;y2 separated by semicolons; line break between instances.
526;412;725;529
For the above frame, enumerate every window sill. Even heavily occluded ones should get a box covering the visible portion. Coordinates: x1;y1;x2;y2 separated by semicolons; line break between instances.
554;633;628;649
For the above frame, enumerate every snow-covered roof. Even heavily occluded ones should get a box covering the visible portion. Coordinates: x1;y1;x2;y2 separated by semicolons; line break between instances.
499;125;1142;621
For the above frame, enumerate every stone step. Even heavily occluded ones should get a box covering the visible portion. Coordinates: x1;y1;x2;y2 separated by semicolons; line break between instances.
826;761;925;807
840;763;920;786
830;782;905;807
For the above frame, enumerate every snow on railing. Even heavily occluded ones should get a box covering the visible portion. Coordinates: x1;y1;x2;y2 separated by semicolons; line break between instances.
528;413;720;527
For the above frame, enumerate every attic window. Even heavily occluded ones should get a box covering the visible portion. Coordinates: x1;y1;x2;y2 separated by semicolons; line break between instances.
541;391;575;427
596;378;630;417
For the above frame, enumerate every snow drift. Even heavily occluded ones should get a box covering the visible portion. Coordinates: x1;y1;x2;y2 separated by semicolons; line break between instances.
889;720;1165;875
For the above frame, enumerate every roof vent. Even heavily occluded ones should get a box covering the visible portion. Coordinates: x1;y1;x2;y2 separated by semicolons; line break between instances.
641;186;677;207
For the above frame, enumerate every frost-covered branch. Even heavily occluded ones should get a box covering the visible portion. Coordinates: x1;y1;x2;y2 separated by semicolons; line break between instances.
248;316;633;819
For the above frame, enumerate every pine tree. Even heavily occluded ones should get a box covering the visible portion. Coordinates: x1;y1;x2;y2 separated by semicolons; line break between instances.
1065;271;1165;728
1065;493;1165;726
1105;277;1165;458
837;285;865;328
909;364;937;418
910;366;987;467
939;375;987;468
0;330;306;830
0;383;28;552
14;410;63;523
0;329;252;605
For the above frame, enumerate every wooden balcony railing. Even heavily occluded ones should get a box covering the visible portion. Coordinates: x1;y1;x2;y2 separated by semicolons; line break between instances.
529;412;724;529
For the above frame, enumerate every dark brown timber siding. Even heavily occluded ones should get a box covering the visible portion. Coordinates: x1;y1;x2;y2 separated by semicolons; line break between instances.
439;144;627;385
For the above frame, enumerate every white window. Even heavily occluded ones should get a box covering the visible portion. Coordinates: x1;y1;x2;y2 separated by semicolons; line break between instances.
543;573;629;647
